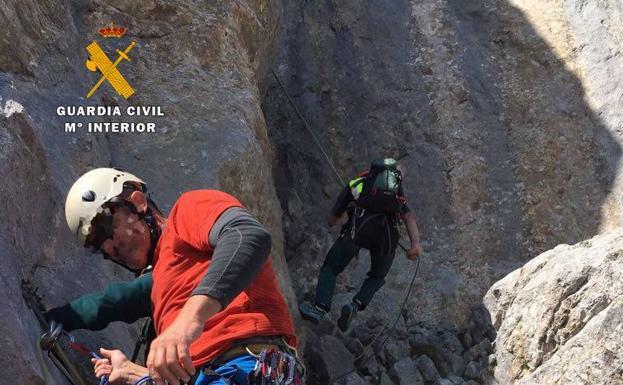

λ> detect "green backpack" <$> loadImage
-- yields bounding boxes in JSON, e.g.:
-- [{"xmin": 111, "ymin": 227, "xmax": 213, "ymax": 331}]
[{"xmin": 350, "ymin": 158, "xmax": 405, "ymax": 213}]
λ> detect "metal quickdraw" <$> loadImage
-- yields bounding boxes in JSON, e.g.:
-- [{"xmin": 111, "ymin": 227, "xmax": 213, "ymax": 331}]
[
  {"xmin": 39, "ymin": 320, "xmax": 110, "ymax": 385},
  {"xmin": 23, "ymin": 282, "xmax": 91, "ymax": 385},
  {"xmin": 38, "ymin": 322, "xmax": 82, "ymax": 385},
  {"xmin": 248, "ymin": 348, "xmax": 301, "ymax": 385}
]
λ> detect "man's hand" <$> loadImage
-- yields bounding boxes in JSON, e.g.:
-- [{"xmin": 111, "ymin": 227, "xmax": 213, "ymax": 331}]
[
  {"xmin": 407, "ymin": 244, "xmax": 423, "ymax": 260},
  {"xmin": 91, "ymin": 348, "xmax": 148, "ymax": 385},
  {"xmin": 147, "ymin": 295, "xmax": 221, "ymax": 385}
]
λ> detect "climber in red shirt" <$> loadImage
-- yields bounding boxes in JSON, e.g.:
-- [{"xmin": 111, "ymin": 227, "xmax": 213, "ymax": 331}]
[{"xmin": 64, "ymin": 168, "xmax": 300, "ymax": 385}]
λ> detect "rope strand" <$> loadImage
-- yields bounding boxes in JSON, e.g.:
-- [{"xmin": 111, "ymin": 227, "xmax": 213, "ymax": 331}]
[
  {"xmin": 330, "ymin": 257, "xmax": 420, "ymax": 383},
  {"xmin": 270, "ymin": 69, "xmax": 345, "ymax": 186}
]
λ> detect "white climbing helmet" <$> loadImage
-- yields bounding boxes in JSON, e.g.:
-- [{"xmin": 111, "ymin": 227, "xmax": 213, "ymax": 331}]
[{"xmin": 65, "ymin": 168, "xmax": 145, "ymax": 246}]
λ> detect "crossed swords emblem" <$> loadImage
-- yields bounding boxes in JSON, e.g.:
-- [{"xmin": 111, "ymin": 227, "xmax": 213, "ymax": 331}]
[{"xmin": 85, "ymin": 41, "xmax": 136, "ymax": 99}]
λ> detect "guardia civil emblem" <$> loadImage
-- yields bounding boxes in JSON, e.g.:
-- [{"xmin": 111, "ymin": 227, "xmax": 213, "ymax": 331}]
[{"xmin": 85, "ymin": 22, "xmax": 137, "ymax": 99}]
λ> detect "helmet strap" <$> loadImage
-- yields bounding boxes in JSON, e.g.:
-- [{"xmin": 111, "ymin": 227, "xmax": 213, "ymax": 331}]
[
  {"xmin": 138, "ymin": 206, "xmax": 161, "ymax": 269},
  {"xmin": 107, "ymin": 255, "xmax": 143, "ymax": 276}
]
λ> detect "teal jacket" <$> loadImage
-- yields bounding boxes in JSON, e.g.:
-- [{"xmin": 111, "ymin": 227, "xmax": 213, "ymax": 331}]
[{"xmin": 44, "ymin": 273, "xmax": 152, "ymax": 331}]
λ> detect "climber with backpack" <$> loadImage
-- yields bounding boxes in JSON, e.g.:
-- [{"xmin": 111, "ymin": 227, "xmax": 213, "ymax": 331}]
[{"xmin": 299, "ymin": 158, "xmax": 422, "ymax": 332}]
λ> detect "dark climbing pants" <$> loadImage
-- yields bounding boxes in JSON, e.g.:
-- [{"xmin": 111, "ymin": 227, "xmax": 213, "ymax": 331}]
[{"xmin": 315, "ymin": 218, "xmax": 399, "ymax": 311}]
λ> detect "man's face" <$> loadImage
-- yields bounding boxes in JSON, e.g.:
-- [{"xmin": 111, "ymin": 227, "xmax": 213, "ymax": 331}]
[{"xmin": 99, "ymin": 205, "xmax": 151, "ymax": 270}]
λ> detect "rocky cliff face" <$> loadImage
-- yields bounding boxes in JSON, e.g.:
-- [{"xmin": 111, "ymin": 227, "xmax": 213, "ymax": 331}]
[
  {"xmin": 484, "ymin": 230, "xmax": 623, "ymax": 385},
  {"xmin": 1, "ymin": 0, "xmax": 291, "ymax": 384},
  {"xmin": 2, "ymin": 0, "xmax": 622, "ymax": 384},
  {"xmin": 263, "ymin": 0, "xmax": 623, "ymax": 384}
]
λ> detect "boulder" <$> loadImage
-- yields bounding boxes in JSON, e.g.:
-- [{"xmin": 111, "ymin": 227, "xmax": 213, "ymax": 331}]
[
  {"xmin": 390, "ymin": 357, "xmax": 425, "ymax": 385},
  {"xmin": 485, "ymin": 231, "xmax": 623, "ymax": 384},
  {"xmin": 414, "ymin": 354, "xmax": 441, "ymax": 383}
]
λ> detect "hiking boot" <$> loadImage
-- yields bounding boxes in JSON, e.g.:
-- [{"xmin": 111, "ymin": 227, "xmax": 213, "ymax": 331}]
[
  {"xmin": 299, "ymin": 302, "xmax": 327, "ymax": 324},
  {"xmin": 337, "ymin": 302, "xmax": 358, "ymax": 332}
]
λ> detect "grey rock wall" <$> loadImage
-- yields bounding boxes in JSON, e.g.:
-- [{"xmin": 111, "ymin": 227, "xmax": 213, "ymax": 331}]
[
  {"xmin": 1, "ymin": 0, "xmax": 293, "ymax": 384},
  {"xmin": 264, "ymin": 0, "xmax": 620, "ymax": 328},
  {"xmin": 262, "ymin": 0, "xmax": 623, "ymax": 383},
  {"xmin": 2, "ymin": 0, "xmax": 622, "ymax": 384}
]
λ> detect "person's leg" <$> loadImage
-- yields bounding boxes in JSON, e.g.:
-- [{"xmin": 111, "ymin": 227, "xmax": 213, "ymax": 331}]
[
  {"xmin": 352, "ymin": 227, "xmax": 399, "ymax": 310},
  {"xmin": 194, "ymin": 354, "xmax": 257, "ymax": 385},
  {"xmin": 314, "ymin": 234, "xmax": 360, "ymax": 311},
  {"xmin": 337, "ymin": 236, "xmax": 397, "ymax": 332}
]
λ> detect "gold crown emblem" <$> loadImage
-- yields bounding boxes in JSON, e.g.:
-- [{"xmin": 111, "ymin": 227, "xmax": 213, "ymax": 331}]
[{"xmin": 99, "ymin": 22, "xmax": 126, "ymax": 38}]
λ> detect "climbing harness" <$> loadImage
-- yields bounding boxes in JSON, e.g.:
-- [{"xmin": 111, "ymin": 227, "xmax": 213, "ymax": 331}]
[
  {"xmin": 39, "ymin": 320, "xmax": 110, "ymax": 385},
  {"xmin": 348, "ymin": 207, "xmax": 395, "ymax": 258},
  {"xmin": 125, "ymin": 347, "xmax": 304, "ymax": 385},
  {"xmin": 349, "ymin": 207, "xmax": 379, "ymax": 241}
]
